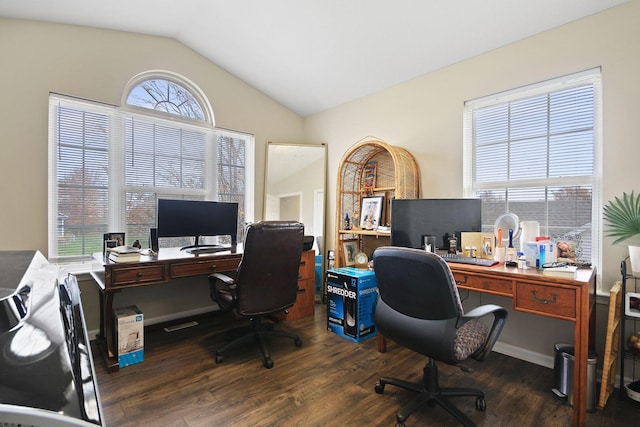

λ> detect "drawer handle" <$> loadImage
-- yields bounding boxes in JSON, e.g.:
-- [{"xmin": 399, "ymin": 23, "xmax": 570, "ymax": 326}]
[
  {"xmin": 456, "ymin": 275, "xmax": 469, "ymax": 286},
  {"xmin": 532, "ymin": 290, "xmax": 557, "ymax": 305},
  {"xmin": 136, "ymin": 272, "xmax": 143, "ymax": 278},
  {"xmin": 209, "ymin": 264, "xmax": 217, "ymax": 270}
]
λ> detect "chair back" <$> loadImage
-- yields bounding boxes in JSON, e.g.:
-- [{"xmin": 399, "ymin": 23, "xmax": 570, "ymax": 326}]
[
  {"xmin": 373, "ymin": 246, "xmax": 464, "ymax": 320},
  {"xmin": 373, "ymin": 246, "xmax": 470, "ymax": 363},
  {"xmin": 235, "ymin": 221, "xmax": 304, "ymax": 316}
]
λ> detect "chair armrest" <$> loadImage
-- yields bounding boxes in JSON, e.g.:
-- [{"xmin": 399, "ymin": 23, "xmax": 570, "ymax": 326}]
[
  {"xmin": 460, "ymin": 304, "xmax": 508, "ymax": 361},
  {"xmin": 210, "ymin": 272, "xmax": 236, "ymax": 289},
  {"xmin": 208, "ymin": 273, "xmax": 237, "ymax": 312}
]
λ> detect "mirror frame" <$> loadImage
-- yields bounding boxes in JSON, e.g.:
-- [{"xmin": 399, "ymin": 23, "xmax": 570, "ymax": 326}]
[{"xmin": 264, "ymin": 142, "xmax": 328, "ymax": 300}]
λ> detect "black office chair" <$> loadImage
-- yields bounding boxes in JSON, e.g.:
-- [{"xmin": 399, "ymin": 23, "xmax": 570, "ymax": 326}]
[
  {"xmin": 208, "ymin": 221, "xmax": 304, "ymax": 369},
  {"xmin": 372, "ymin": 246, "xmax": 508, "ymax": 427}
]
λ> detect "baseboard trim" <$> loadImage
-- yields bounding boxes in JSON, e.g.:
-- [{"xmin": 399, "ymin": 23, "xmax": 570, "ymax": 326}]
[
  {"xmin": 87, "ymin": 305, "xmax": 219, "ymax": 339},
  {"xmin": 492, "ymin": 341, "xmax": 554, "ymax": 369}
]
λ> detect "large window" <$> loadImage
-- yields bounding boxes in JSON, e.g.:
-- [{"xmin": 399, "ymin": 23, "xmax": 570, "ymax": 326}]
[
  {"xmin": 463, "ymin": 69, "xmax": 602, "ymax": 271},
  {"xmin": 48, "ymin": 74, "xmax": 253, "ymax": 260}
]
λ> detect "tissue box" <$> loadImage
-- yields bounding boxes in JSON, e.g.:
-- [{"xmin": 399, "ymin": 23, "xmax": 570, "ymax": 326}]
[
  {"xmin": 114, "ymin": 305, "xmax": 144, "ymax": 368},
  {"xmin": 326, "ymin": 267, "xmax": 378, "ymax": 343}
]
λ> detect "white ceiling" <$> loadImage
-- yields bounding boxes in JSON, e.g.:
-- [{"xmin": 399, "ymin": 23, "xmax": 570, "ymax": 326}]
[{"xmin": 0, "ymin": 0, "xmax": 628, "ymax": 116}]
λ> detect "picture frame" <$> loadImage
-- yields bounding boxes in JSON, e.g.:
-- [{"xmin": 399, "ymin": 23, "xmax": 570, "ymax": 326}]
[
  {"xmin": 626, "ymin": 292, "xmax": 640, "ymax": 318},
  {"xmin": 360, "ymin": 195, "xmax": 384, "ymax": 230},
  {"xmin": 103, "ymin": 232, "xmax": 125, "ymax": 255},
  {"xmin": 555, "ymin": 239, "xmax": 578, "ymax": 262},
  {"xmin": 362, "ymin": 160, "xmax": 377, "ymax": 193},
  {"xmin": 342, "ymin": 240, "xmax": 358, "ymax": 266}
]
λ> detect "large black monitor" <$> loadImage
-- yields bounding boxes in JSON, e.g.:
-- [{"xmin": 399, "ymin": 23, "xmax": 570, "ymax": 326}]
[
  {"xmin": 157, "ymin": 199, "xmax": 238, "ymax": 250},
  {"xmin": 390, "ymin": 198, "xmax": 482, "ymax": 251}
]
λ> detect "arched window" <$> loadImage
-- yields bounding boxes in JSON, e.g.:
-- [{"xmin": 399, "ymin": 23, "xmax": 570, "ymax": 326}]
[
  {"xmin": 124, "ymin": 71, "xmax": 212, "ymax": 123},
  {"xmin": 48, "ymin": 71, "xmax": 253, "ymax": 259}
]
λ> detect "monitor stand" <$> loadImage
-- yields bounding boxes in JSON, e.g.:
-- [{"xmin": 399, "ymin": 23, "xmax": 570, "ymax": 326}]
[{"xmin": 184, "ymin": 246, "xmax": 227, "ymax": 254}]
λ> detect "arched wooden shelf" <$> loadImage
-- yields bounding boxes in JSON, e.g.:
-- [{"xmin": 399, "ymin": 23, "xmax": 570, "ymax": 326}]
[{"xmin": 334, "ymin": 137, "xmax": 421, "ymax": 267}]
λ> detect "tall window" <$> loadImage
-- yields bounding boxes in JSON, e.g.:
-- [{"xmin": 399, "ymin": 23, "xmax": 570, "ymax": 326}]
[
  {"xmin": 463, "ymin": 69, "xmax": 602, "ymax": 271},
  {"xmin": 48, "ymin": 73, "xmax": 254, "ymax": 260}
]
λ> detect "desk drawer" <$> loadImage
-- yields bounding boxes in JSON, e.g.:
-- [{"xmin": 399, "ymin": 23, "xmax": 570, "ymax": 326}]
[
  {"xmin": 112, "ymin": 265, "xmax": 166, "ymax": 286},
  {"xmin": 453, "ymin": 272, "xmax": 513, "ymax": 296},
  {"xmin": 515, "ymin": 282, "xmax": 576, "ymax": 319},
  {"xmin": 170, "ymin": 258, "xmax": 240, "ymax": 278}
]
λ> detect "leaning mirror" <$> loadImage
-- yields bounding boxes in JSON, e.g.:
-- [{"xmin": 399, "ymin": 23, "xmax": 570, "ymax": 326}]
[{"xmin": 264, "ymin": 142, "xmax": 327, "ymax": 301}]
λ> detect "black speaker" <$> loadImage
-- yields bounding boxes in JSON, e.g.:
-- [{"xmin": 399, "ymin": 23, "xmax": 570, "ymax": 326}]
[{"xmin": 150, "ymin": 228, "xmax": 159, "ymax": 252}]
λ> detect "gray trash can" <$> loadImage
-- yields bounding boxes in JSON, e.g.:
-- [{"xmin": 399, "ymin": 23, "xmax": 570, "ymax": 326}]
[{"xmin": 552, "ymin": 343, "xmax": 597, "ymax": 412}]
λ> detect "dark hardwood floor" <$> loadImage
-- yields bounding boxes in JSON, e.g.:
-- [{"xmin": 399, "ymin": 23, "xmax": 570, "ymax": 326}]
[{"xmin": 93, "ymin": 305, "xmax": 640, "ymax": 426}]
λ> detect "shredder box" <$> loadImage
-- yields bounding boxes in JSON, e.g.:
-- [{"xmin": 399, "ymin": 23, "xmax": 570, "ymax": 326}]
[
  {"xmin": 114, "ymin": 305, "xmax": 144, "ymax": 368},
  {"xmin": 326, "ymin": 267, "xmax": 378, "ymax": 343}
]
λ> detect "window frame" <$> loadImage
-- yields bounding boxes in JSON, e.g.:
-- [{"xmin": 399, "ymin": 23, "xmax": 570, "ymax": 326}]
[
  {"xmin": 48, "ymin": 74, "xmax": 253, "ymax": 262},
  {"xmin": 463, "ymin": 68, "xmax": 603, "ymax": 289}
]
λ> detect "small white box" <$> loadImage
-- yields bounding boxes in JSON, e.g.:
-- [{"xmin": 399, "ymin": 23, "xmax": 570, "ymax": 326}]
[{"xmin": 114, "ymin": 305, "xmax": 144, "ymax": 368}]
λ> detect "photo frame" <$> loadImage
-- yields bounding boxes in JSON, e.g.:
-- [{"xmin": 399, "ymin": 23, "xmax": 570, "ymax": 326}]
[
  {"xmin": 626, "ymin": 292, "xmax": 640, "ymax": 318},
  {"xmin": 103, "ymin": 232, "xmax": 125, "ymax": 256},
  {"xmin": 342, "ymin": 240, "xmax": 358, "ymax": 267},
  {"xmin": 360, "ymin": 196, "xmax": 384, "ymax": 230}
]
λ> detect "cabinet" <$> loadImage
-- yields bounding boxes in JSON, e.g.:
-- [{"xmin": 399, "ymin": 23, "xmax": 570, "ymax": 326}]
[
  {"xmin": 279, "ymin": 249, "xmax": 316, "ymax": 321},
  {"xmin": 619, "ymin": 257, "xmax": 640, "ymax": 401},
  {"xmin": 334, "ymin": 137, "xmax": 420, "ymax": 267}
]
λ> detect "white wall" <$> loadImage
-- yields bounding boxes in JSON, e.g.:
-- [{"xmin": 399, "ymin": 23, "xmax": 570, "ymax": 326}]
[{"xmin": 303, "ymin": 1, "xmax": 640, "ymax": 362}]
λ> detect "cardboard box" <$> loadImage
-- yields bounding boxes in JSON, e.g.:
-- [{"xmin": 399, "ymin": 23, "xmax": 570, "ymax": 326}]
[
  {"xmin": 326, "ymin": 267, "xmax": 378, "ymax": 343},
  {"xmin": 114, "ymin": 305, "xmax": 144, "ymax": 368}
]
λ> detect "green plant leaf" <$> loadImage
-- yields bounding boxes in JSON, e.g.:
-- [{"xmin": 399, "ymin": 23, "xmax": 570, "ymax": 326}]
[{"xmin": 603, "ymin": 191, "xmax": 640, "ymax": 245}]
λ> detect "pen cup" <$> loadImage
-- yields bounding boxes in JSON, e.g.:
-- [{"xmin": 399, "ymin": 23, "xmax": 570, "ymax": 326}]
[{"xmin": 423, "ymin": 235, "xmax": 436, "ymax": 253}]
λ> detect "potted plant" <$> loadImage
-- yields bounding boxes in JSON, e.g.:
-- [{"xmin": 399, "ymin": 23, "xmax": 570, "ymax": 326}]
[{"xmin": 603, "ymin": 190, "xmax": 640, "ymax": 276}]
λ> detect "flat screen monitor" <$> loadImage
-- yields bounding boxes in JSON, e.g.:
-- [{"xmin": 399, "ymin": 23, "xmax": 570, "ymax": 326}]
[
  {"xmin": 390, "ymin": 198, "xmax": 482, "ymax": 251},
  {"xmin": 157, "ymin": 199, "xmax": 238, "ymax": 250}
]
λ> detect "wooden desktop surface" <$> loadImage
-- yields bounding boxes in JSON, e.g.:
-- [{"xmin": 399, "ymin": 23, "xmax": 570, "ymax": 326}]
[{"xmin": 376, "ymin": 262, "xmax": 596, "ymax": 427}]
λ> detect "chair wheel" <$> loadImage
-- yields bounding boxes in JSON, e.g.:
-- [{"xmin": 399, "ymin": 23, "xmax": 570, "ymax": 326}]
[
  {"xmin": 395, "ymin": 422, "xmax": 405, "ymax": 427},
  {"xmin": 263, "ymin": 358, "xmax": 274, "ymax": 369},
  {"xmin": 215, "ymin": 355, "xmax": 224, "ymax": 364},
  {"xmin": 374, "ymin": 382, "xmax": 385, "ymax": 394},
  {"xmin": 294, "ymin": 338, "xmax": 303, "ymax": 347},
  {"xmin": 476, "ymin": 397, "xmax": 486, "ymax": 411}
]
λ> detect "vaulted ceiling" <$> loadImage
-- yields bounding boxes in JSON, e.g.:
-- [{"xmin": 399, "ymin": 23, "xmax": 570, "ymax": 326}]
[{"xmin": 0, "ymin": 0, "xmax": 629, "ymax": 116}]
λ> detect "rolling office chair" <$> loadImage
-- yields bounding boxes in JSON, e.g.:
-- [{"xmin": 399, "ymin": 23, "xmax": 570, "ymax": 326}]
[
  {"xmin": 372, "ymin": 246, "xmax": 508, "ymax": 427},
  {"xmin": 208, "ymin": 221, "xmax": 304, "ymax": 369}
]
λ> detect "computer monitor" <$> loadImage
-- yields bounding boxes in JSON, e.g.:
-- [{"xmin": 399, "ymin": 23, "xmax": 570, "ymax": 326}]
[
  {"xmin": 390, "ymin": 198, "xmax": 482, "ymax": 251},
  {"xmin": 157, "ymin": 199, "xmax": 239, "ymax": 250}
]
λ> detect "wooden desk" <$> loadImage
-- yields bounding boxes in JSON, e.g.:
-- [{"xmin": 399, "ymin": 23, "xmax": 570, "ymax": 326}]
[
  {"xmin": 91, "ymin": 246, "xmax": 316, "ymax": 372},
  {"xmin": 91, "ymin": 247, "xmax": 243, "ymax": 372},
  {"xmin": 376, "ymin": 263, "xmax": 596, "ymax": 427}
]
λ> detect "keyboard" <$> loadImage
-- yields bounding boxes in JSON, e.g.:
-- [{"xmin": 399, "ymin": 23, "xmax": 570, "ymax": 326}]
[{"xmin": 439, "ymin": 253, "xmax": 498, "ymax": 267}]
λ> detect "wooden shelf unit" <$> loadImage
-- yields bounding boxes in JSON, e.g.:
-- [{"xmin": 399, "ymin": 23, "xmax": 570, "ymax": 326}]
[{"xmin": 334, "ymin": 137, "xmax": 420, "ymax": 267}]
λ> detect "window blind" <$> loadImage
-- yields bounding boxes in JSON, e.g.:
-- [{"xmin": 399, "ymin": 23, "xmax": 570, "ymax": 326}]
[{"xmin": 49, "ymin": 94, "xmax": 253, "ymax": 260}]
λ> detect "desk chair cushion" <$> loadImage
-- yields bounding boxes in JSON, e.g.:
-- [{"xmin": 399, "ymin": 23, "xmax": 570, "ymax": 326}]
[{"xmin": 454, "ymin": 319, "xmax": 489, "ymax": 361}]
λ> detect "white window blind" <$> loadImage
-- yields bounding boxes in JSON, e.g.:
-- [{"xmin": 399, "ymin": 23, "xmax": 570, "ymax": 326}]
[
  {"xmin": 463, "ymin": 69, "xmax": 602, "ymax": 270},
  {"xmin": 48, "ymin": 94, "xmax": 253, "ymax": 260}
]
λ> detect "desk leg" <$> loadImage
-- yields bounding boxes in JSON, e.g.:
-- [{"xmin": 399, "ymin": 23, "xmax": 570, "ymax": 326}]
[
  {"xmin": 96, "ymin": 290, "xmax": 120, "ymax": 372},
  {"xmin": 377, "ymin": 334, "xmax": 387, "ymax": 353},
  {"xmin": 572, "ymin": 285, "xmax": 591, "ymax": 427}
]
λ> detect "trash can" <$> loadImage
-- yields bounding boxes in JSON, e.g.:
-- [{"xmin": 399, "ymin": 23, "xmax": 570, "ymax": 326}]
[{"xmin": 552, "ymin": 343, "xmax": 597, "ymax": 412}]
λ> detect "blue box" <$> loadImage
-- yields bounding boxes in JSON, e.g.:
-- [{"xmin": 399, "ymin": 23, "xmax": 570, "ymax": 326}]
[
  {"xmin": 315, "ymin": 255, "xmax": 323, "ymax": 297},
  {"xmin": 114, "ymin": 305, "xmax": 144, "ymax": 368},
  {"xmin": 326, "ymin": 267, "xmax": 378, "ymax": 343}
]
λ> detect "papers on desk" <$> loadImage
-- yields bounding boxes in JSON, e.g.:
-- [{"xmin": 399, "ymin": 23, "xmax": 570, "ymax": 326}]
[{"xmin": 541, "ymin": 265, "xmax": 578, "ymax": 278}]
